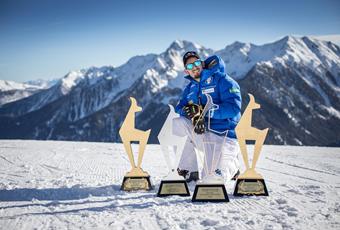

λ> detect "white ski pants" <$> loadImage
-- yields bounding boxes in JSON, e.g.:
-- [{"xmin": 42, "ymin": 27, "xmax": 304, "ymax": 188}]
[{"xmin": 173, "ymin": 116, "xmax": 240, "ymax": 181}]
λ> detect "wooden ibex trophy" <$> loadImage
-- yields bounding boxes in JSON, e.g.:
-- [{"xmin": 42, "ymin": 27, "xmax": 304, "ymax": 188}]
[
  {"xmin": 192, "ymin": 94, "xmax": 229, "ymax": 202},
  {"xmin": 119, "ymin": 97, "xmax": 152, "ymax": 191},
  {"xmin": 233, "ymin": 94, "xmax": 269, "ymax": 196},
  {"xmin": 157, "ymin": 105, "xmax": 190, "ymax": 197}
]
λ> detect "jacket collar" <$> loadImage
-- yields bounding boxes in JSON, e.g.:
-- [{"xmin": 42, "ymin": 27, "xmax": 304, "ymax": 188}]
[{"xmin": 184, "ymin": 74, "xmax": 198, "ymax": 83}]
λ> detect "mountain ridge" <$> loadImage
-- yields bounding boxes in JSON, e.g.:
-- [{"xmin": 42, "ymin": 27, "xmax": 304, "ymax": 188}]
[{"xmin": 0, "ymin": 35, "xmax": 339, "ymax": 146}]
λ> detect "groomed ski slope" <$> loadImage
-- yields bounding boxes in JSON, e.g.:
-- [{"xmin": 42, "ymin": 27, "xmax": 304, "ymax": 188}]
[{"xmin": 0, "ymin": 140, "xmax": 339, "ymax": 229}]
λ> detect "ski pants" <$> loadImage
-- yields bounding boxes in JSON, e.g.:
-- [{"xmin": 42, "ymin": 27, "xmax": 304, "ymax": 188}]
[{"xmin": 173, "ymin": 116, "xmax": 240, "ymax": 181}]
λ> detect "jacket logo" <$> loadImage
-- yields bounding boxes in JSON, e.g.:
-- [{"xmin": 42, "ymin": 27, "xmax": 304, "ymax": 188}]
[
  {"xmin": 206, "ymin": 77, "xmax": 212, "ymax": 84},
  {"xmin": 202, "ymin": 87, "xmax": 215, "ymax": 94}
]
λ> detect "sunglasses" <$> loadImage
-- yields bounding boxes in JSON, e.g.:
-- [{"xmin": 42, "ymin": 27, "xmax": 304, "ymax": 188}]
[{"xmin": 185, "ymin": 60, "xmax": 202, "ymax": 70}]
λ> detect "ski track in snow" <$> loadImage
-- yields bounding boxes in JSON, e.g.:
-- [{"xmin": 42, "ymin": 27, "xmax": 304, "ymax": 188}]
[{"xmin": 0, "ymin": 140, "xmax": 339, "ymax": 230}]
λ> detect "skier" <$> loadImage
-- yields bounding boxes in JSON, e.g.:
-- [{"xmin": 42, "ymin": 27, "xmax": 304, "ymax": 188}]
[{"xmin": 174, "ymin": 51, "xmax": 242, "ymax": 182}]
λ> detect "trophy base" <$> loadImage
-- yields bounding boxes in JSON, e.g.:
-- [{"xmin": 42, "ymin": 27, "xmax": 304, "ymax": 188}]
[
  {"xmin": 121, "ymin": 176, "xmax": 153, "ymax": 191},
  {"xmin": 233, "ymin": 178, "xmax": 269, "ymax": 196},
  {"xmin": 192, "ymin": 184, "xmax": 229, "ymax": 202},
  {"xmin": 157, "ymin": 180, "xmax": 190, "ymax": 197}
]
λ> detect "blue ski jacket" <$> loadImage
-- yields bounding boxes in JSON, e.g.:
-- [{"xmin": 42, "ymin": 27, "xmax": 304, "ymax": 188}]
[{"xmin": 175, "ymin": 55, "xmax": 242, "ymax": 139}]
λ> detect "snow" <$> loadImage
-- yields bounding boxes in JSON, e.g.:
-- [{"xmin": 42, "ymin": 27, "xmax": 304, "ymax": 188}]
[
  {"xmin": 25, "ymin": 78, "xmax": 58, "ymax": 89},
  {"xmin": 216, "ymin": 35, "xmax": 340, "ymax": 80},
  {"xmin": 4, "ymin": 36, "xmax": 337, "ymax": 124},
  {"xmin": 60, "ymin": 71, "xmax": 84, "ymax": 94},
  {"xmin": 0, "ymin": 140, "xmax": 339, "ymax": 229},
  {"xmin": 0, "ymin": 90, "xmax": 37, "ymax": 107},
  {"xmin": 0, "ymin": 79, "xmax": 57, "ymax": 94},
  {"xmin": 312, "ymin": 34, "xmax": 340, "ymax": 47},
  {"xmin": 0, "ymin": 79, "xmax": 57, "ymax": 106},
  {"xmin": 0, "ymin": 80, "xmax": 42, "ymax": 92},
  {"xmin": 60, "ymin": 66, "xmax": 115, "ymax": 95},
  {"xmin": 321, "ymin": 105, "xmax": 340, "ymax": 119},
  {"xmin": 144, "ymin": 69, "xmax": 169, "ymax": 93}
]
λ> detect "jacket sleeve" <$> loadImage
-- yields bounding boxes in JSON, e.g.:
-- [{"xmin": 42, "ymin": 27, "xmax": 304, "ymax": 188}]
[
  {"xmin": 211, "ymin": 74, "xmax": 241, "ymax": 119},
  {"xmin": 175, "ymin": 83, "xmax": 191, "ymax": 116}
]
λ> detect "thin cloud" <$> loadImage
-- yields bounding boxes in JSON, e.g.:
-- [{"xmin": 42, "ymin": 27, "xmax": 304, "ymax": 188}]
[{"xmin": 311, "ymin": 34, "xmax": 340, "ymax": 45}]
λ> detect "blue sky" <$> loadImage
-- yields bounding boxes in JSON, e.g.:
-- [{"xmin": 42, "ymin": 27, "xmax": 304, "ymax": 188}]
[{"xmin": 1, "ymin": 0, "xmax": 339, "ymax": 82}]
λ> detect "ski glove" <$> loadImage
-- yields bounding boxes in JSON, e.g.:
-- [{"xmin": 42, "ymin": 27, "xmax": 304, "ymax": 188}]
[
  {"xmin": 183, "ymin": 103, "xmax": 202, "ymax": 119},
  {"xmin": 193, "ymin": 116, "xmax": 205, "ymax": 134}
]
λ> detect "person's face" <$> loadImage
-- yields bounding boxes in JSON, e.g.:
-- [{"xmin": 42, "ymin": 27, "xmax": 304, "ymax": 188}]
[{"xmin": 184, "ymin": 57, "xmax": 203, "ymax": 79}]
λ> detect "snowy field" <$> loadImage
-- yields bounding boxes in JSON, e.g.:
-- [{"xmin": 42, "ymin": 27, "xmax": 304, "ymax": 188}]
[{"xmin": 0, "ymin": 140, "xmax": 339, "ymax": 230}]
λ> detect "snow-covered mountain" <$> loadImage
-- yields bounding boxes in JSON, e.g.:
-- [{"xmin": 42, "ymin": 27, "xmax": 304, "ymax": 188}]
[
  {"xmin": 217, "ymin": 36, "xmax": 340, "ymax": 80},
  {"xmin": 0, "ymin": 79, "xmax": 57, "ymax": 106},
  {"xmin": 218, "ymin": 36, "xmax": 340, "ymax": 145},
  {"xmin": 0, "ymin": 36, "xmax": 339, "ymax": 146},
  {"xmin": 25, "ymin": 78, "xmax": 59, "ymax": 89},
  {"xmin": 0, "ymin": 80, "xmax": 39, "ymax": 92}
]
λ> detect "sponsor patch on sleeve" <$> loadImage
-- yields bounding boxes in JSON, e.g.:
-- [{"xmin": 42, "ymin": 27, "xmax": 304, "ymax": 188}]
[{"xmin": 229, "ymin": 87, "xmax": 240, "ymax": 93}]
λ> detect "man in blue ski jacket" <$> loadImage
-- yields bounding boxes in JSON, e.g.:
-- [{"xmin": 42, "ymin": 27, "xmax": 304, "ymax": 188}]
[{"xmin": 173, "ymin": 51, "xmax": 242, "ymax": 182}]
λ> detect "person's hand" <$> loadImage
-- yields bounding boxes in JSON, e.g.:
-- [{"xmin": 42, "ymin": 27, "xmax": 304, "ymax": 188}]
[
  {"xmin": 193, "ymin": 116, "xmax": 205, "ymax": 134},
  {"xmin": 183, "ymin": 103, "xmax": 202, "ymax": 119}
]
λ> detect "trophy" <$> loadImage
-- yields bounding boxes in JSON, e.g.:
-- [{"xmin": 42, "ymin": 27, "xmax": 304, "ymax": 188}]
[
  {"xmin": 192, "ymin": 94, "xmax": 229, "ymax": 202},
  {"xmin": 233, "ymin": 94, "xmax": 269, "ymax": 196},
  {"xmin": 157, "ymin": 105, "xmax": 190, "ymax": 197},
  {"xmin": 119, "ymin": 97, "xmax": 152, "ymax": 191}
]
